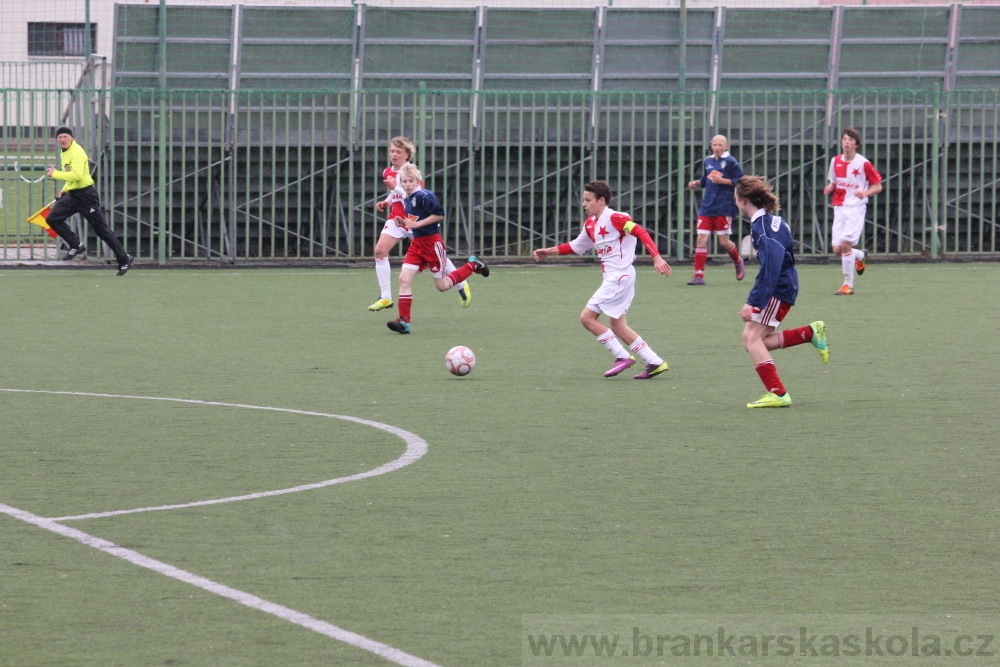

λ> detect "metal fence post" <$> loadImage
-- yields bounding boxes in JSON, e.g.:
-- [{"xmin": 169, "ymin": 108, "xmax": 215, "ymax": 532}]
[
  {"xmin": 676, "ymin": 91, "xmax": 687, "ymax": 262},
  {"xmin": 157, "ymin": 0, "xmax": 168, "ymax": 265},
  {"xmin": 417, "ymin": 81, "xmax": 427, "ymax": 169},
  {"xmin": 931, "ymin": 83, "xmax": 941, "ymax": 259}
]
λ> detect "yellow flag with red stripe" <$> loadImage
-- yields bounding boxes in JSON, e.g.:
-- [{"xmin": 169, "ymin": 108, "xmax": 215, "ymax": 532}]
[{"xmin": 27, "ymin": 201, "xmax": 59, "ymax": 238}]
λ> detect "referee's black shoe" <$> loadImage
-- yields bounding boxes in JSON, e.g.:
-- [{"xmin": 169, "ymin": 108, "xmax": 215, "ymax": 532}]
[
  {"xmin": 63, "ymin": 243, "xmax": 86, "ymax": 261},
  {"xmin": 116, "ymin": 253, "xmax": 134, "ymax": 276}
]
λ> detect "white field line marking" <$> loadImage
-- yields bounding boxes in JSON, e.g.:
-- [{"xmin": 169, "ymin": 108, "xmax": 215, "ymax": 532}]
[
  {"xmin": 0, "ymin": 389, "xmax": 427, "ymax": 521},
  {"xmin": 0, "ymin": 503, "xmax": 442, "ymax": 667},
  {"xmin": 14, "ymin": 161, "xmax": 48, "ymax": 183},
  {"xmin": 0, "ymin": 388, "xmax": 441, "ymax": 667}
]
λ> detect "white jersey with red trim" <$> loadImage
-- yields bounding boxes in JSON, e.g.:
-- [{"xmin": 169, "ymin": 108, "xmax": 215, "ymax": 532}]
[
  {"xmin": 381, "ymin": 162, "xmax": 410, "ymax": 220},
  {"xmin": 828, "ymin": 153, "xmax": 882, "ymax": 207},
  {"xmin": 569, "ymin": 207, "xmax": 638, "ymax": 274}
]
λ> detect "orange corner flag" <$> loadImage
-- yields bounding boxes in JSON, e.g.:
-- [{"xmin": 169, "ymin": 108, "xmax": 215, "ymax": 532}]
[{"xmin": 27, "ymin": 201, "xmax": 59, "ymax": 238}]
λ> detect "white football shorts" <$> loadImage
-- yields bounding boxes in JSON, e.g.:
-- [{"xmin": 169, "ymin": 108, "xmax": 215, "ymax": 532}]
[
  {"xmin": 831, "ymin": 205, "xmax": 866, "ymax": 245},
  {"xmin": 380, "ymin": 219, "xmax": 414, "ymax": 240},
  {"xmin": 585, "ymin": 267, "xmax": 636, "ymax": 320}
]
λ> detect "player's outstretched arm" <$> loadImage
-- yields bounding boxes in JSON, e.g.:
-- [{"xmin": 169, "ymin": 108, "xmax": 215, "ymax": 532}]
[
  {"xmin": 652, "ymin": 255, "xmax": 671, "ymax": 276},
  {"xmin": 536, "ymin": 238, "xmax": 586, "ymax": 261}
]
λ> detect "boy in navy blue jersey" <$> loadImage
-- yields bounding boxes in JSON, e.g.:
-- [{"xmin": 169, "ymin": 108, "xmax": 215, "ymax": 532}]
[
  {"xmin": 369, "ymin": 136, "xmax": 469, "ymax": 312},
  {"xmin": 686, "ymin": 135, "xmax": 744, "ymax": 285},
  {"xmin": 735, "ymin": 176, "xmax": 829, "ymax": 408},
  {"xmin": 386, "ymin": 164, "xmax": 489, "ymax": 334}
]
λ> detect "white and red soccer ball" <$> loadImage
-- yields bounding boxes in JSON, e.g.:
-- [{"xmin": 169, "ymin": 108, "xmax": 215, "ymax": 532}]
[{"xmin": 445, "ymin": 345, "xmax": 476, "ymax": 376}]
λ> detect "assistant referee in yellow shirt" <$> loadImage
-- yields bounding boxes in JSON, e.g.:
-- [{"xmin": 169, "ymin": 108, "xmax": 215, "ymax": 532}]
[{"xmin": 45, "ymin": 126, "xmax": 133, "ymax": 275}]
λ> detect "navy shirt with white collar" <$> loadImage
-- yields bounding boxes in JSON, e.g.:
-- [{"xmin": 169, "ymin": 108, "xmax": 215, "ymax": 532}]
[
  {"xmin": 403, "ymin": 188, "xmax": 445, "ymax": 237},
  {"xmin": 746, "ymin": 209, "xmax": 798, "ymax": 309},
  {"xmin": 696, "ymin": 151, "xmax": 743, "ymax": 217}
]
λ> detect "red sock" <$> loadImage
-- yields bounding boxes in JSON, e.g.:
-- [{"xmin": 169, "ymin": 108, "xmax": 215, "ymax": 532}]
[
  {"xmin": 754, "ymin": 360, "xmax": 786, "ymax": 395},
  {"xmin": 727, "ymin": 244, "xmax": 742, "ymax": 263},
  {"xmin": 447, "ymin": 262, "xmax": 476, "ymax": 287},
  {"xmin": 693, "ymin": 247, "xmax": 707, "ymax": 275},
  {"xmin": 398, "ymin": 294, "xmax": 412, "ymax": 322},
  {"xmin": 779, "ymin": 325, "xmax": 814, "ymax": 348}
]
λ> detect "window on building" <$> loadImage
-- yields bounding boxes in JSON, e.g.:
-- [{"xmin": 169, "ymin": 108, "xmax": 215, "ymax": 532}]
[{"xmin": 28, "ymin": 23, "xmax": 97, "ymax": 57}]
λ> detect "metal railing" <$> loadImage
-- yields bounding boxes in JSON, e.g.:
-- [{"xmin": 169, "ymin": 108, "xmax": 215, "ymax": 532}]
[{"xmin": 2, "ymin": 87, "xmax": 997, "ymax": 263}]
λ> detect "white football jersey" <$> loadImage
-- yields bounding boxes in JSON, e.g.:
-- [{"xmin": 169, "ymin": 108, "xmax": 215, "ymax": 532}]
[
  {"xmin": 828, "ymin": 153, "xmax": 882, "ymax": 207},
  {"xmin": 569, "ymin": 207, "xmax": 639, "ymax": 274}
]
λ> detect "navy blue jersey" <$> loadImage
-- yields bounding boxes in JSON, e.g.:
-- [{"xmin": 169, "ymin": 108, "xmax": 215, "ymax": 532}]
[
  {"xmin": 697, "ymin": 152, "xmax": 743, "ymax": 217},
  {"xmin": 746, "ymin": 210, "xmax": 798, "ymax": 309},
  {"xmin": 404, "ymin": 189, "xmax": 445, "ymax": 238}
]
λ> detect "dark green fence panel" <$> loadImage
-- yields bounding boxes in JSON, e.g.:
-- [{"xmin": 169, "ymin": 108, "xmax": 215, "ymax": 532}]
[
  {"xmin": 239, "ymin": 7, "xmax": 355, "ymax": 91},
  {"xmin": 9, "ymin": 3, "xmax": 1000, "ymax": 263},
  {"xmin": 6, "ymin": 87, "xmax": 997, "ymax": 264}
]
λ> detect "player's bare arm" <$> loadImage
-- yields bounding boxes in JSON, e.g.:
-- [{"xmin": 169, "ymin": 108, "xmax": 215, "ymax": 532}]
[
  {"xmin": 861, "ymin": 183, "xmax": 883, "ymax": 198},
  {"xmin": 652, "ymin": 255, "xmax": 672, "ymax": 276},
  {"xmin": 533, "ymin": 247, "xmax": 556, "ymax": 261}
]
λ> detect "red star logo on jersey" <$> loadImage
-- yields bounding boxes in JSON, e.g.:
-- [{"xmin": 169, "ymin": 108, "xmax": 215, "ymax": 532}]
[
  {"xmin": 597, "ymin": 225, "xmax": 609, "ymax": 239},
  {"xmin": 852, "ymin": 168, "xmax": 861, "ymax": 176}
]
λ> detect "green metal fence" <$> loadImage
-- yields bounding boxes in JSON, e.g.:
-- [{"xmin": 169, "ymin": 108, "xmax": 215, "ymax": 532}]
[{"xmin": 2, "ymin": 87, "xmax": 997, "ymax": 263}]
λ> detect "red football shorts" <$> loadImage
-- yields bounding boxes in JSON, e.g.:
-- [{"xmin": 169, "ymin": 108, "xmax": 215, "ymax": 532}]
[
  {"xmin": 696, "ymin": 216, "xmax": 733, "ymax": 234},
  {"xmin": 750, "ymin": 297, "xmax": 792, "ymax": 328},
  {"xmin": 403, "ymin": 234, "xmax": 448, "ymax": 278}
]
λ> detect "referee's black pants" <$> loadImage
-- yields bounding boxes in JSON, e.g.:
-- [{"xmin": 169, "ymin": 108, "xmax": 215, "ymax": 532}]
[{"xmin": 46, "ymin": 186, "xmax": 128, "ymax": 263}]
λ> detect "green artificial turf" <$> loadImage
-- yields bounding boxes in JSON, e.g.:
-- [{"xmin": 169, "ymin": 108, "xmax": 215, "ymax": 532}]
[{"xmin": 1, "ymin": 263, "xmax": 998, "ymax": 666}]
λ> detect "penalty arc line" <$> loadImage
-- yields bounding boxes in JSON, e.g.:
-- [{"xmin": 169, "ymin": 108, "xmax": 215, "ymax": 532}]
[
  {"xmin": 0, "ymin": 388, "xmax": 442, "ymax": 667},
  {"xmin": 0, "ymin": 388, "xmax": 427, "ymax": 521}
]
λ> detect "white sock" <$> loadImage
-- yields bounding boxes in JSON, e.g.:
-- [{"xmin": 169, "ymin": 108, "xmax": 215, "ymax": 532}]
[
  {"xmin": 444, "ymin": 258, "xmax": 467, "ymax": 292},
  {"xmin": 375, "ymin": 257, "xmax": 392, "ymax": 300},
  {"xmin": 630, "ymin": 336, "xmax": 664, "ymax": 366},
  {"xmin": 853, "ymin": 248, "xmax": 866, "ymax": 261},
  {"xmin": 841, "ymin": 252, "xmax": 855, "ymax": 287},
  {"xmin": 597, "ymin": 330, "xmax": 629, "ymax": 359}
]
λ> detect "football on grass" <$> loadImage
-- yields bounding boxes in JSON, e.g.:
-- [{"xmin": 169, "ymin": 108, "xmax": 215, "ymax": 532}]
[{"xmin": 445, "ymin": 345, "xmax": 476, "ymax": 376}]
